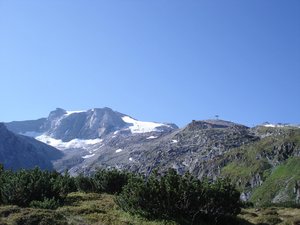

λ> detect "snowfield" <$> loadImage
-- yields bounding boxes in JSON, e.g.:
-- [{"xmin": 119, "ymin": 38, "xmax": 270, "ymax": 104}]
[
  {"xmin": 65, "ymin": 110, "xmax": 86, "ymax": 115},
  {"xmin": 35, "ymin": 135, "xmax": 102, "ymax": 150},
  {"xmin": 122, "ymin": 116, "xmax": 168, "ymax": 134}
]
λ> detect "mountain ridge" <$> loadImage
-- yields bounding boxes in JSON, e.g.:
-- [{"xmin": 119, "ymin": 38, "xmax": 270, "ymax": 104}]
[{"xmin": 6, "ymin": 107, "xmax": 178, "ymax": 141}]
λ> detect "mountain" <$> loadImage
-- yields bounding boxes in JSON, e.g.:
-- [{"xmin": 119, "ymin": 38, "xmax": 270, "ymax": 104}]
[
  {"xmin": 5, "ymin": 107, "xmax": 178, "ymax": 173},
  {"xmin": 6, "ymin": 107, "xmax": 177, "ymax": 142},
  {"xmin": 58, "ymin": 118, "xmax": 300, "ymax": 205},
  {"xmin": 4, "ymin": 107, "xmax": 300, "ymax": 205},
  {"xmin": 0, "ymin": 123, "xmax": 63, "ymax": 170}
]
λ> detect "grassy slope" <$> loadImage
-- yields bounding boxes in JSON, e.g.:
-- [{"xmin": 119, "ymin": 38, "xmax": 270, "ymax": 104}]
[
  {"xmin": 250, "ymin": 157, "xmax": 300, "ymax": 205},
  {"xmin": 221, "ymin": 128, "xmax": 300, "ymax": 196},
  {"xmin": 58, "ymin": 192, "xmax": 178, "ymax": 225},
  {"xmin": 221, "ymin": 137, "xmax": 277, "ymax": 191}
]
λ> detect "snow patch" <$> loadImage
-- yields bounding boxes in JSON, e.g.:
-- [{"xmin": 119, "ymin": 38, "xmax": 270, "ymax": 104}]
[
  {"xmin": 115, "ymin": 149, "xmax": 123, "ymax": 153},
  {"xmin": 82, "ymin": 154, "xmax": 95, "ymax": 159},
  {"xmin": 146, "ymin": 136, "xmax": 158, "ymax": 140},
  {"xmin": 35, "ymin": 134, "xmax": 102, "ymax": 150},
  {"xmin": 262, "ymin": 123, "xmax": 299, "ymax": 128},
  {"xmin": 65, "ymin": 110, "xmax": 86, "ymax": 115},
  {"xmin": 172, "ymin": 140, "xmax": 178, "ymax": 143},
  {"xmin": 122, "ymin": 116, "xmax": 168, "ymax": 134},
  {"xmin": 129, "ymin": 157, "xmax": 133, "ymax": 161},
  {"xmin": 263, "ymin": 124, "xmax": 283, "ymax": 128}
]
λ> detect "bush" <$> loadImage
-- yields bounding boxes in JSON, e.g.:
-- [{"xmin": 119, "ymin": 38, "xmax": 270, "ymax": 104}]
[
  {"xmin": 93, "ymin": 169, "xmax": 129, "ymax": 194},
  {"xmin": 74, "ymin": 173, "xmax": 95, "ymax": 193},
  {"xmin": 30, "ymin": 198, "xmax": 60, "ymax": 210},
  {"xmin": 0, "ymin": 167, "xmax": 76, "ymax": 207},
  {"xmin": 117, "ymin": 169, "xmax": 242, "ymax": 224}
]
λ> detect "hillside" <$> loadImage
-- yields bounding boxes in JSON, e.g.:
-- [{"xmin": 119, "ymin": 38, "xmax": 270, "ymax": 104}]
[
  {"xmin": 0, "ymin": 123, "xmax": 63, "ymax": 170},
  {"xmin": 219, "ymin": 126, "xmax": 300, "ymax": 204}
]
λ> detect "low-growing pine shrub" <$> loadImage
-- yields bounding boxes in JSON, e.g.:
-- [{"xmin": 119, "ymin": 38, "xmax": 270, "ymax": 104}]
[
  {"xmin": 116, "ymin": 169, "xmax": 242, "ymax": 224},
  {"xmin": 29, "ymin": 198, "xmax": 60, "ymax": 210}
]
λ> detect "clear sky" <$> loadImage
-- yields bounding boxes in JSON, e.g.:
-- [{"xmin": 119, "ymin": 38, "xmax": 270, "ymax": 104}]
[{"xmin": 0, "ymin": 0, "xmax": 299, "ymax": 127}]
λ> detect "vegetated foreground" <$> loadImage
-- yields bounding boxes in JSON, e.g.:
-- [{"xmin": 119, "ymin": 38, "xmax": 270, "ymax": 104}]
[
  {"xmin": 1, "ymin": 166, "xmax": 300, "ymax": 225},
  {"xmin": 1, "ymin": 192, "xmax": 300, "ymax": 225},
  {"xmin": 0, "ymin": 166, "xmax": 242, "ymax": 225},
  {"xmin": 0, "ymin": 192, "xmax": 178, "ymax": 225}
]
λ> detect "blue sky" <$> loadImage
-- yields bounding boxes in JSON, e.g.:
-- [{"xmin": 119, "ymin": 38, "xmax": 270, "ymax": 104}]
[{"xmin": 0, "ymin": 0, "xmax": 299, "ymax": 127}]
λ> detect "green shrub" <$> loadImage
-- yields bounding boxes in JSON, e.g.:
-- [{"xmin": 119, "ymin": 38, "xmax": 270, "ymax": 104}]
[
  {"xmin": 74, "ymin": 173, "xmax": 95, "ymax": 192},
  {"xmin": 30, "ymin": 198, "xmax": 60, "ymax": 210},
  {"xmin": 117, "ymin": 169, "xmax": 242, "ymax": 224},
  {"xmin": 0, "ymin": 167, "xmax": 75, "ymax": 207},
  {"xmin": 93, "ymin": 169, "xmax": 129, "ymax": 194}
]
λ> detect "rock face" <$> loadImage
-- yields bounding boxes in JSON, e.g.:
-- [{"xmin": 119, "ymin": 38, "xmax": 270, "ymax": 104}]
[
  {"xmin": 42, "ymin": 108, "xmax": 129, "ymax": 141},
  {"xmin": 124, "ymin": 120, "xmax": 259, "ymax": 179},
  {"xmin": 0, "ymin": 123, "xmax": 63, "ymax": 170},
  {"xmin": 294, "ymin": 181, "xmax": 300, "ymax": 204}
]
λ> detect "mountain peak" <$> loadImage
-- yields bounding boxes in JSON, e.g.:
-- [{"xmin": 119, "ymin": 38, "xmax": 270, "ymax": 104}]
[
  {"xmin": 48, "ymin": 108, "xmax": 67, "ymax": 119},
  {"xmin": 188, "ymin": 119, "xmax": 247, "ymax": 129}
]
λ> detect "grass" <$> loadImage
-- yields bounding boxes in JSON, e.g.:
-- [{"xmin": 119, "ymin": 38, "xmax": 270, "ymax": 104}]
[
  {"xmin": 58, "ymin": 192, "xmax": 179, "ymax": 225},
  {"xmin": 0, "ymin": 192, "xmax": 179, "ymax": 225},
  {"xmin": 239, "ymin": 207, "xmax": 300, "ymax": 225}
]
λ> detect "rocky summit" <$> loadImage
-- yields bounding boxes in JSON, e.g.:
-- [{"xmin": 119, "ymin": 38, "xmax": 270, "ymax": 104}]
[{"xmin": 2, "ymin": 107, "xmax": 300, "ymax": 205}]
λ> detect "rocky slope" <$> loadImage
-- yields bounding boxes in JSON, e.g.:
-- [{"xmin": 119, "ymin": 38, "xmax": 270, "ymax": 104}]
[{"xmin": 0, "ymin": 123, "xmax": 63, "ymax": 170}]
